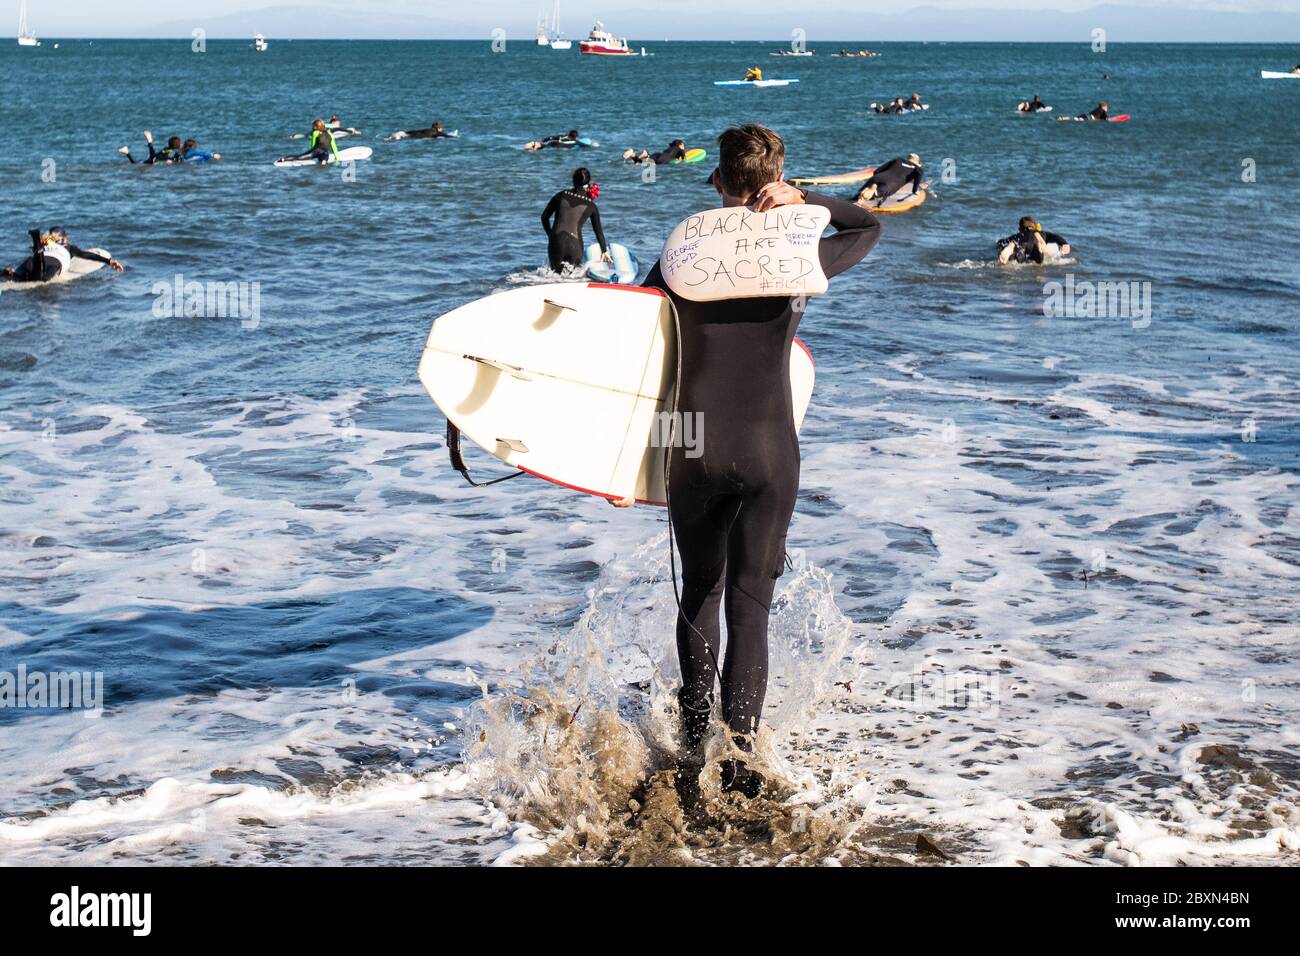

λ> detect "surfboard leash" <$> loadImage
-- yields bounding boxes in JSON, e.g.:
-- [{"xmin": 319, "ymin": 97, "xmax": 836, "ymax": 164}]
[{"xmin": 445, "ymin": 421, "xmax": 526, "ymax": 487}]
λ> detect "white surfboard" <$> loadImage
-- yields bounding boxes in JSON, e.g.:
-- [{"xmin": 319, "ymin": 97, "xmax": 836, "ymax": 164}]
[
  {"xmin": 418, "ymin": 283, "xmax": 815, "ymax": 505},
  {"xmin": 273, "ymin": 145, "xmax": 373, "ymax": 167},
  {"xmin": 585, "ymin": 242, "xmax": 639, "ymax": 284},
  {"xmin": 1261, "ymin": 70, "xmax": 1300, "ymax": 79},
  {"xmin": 714, "ymin": 79, "xmax": 799, "ymax": 88},
  {"xmin": 0, "ymin": 248, "xmax": 112, "ymax": 290}
]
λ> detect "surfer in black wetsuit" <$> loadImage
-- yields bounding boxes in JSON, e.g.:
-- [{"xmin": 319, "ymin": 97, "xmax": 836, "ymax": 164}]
[
  {"xmin": 856, "ymin": 153, "xmax": 923, "ymax": 203},
  {"xmin": 540, "ymin": 167, "xmax": 610, "ymax": 273},
  {"xmin": 118, "ymin": 131, "xmax": 184, "ymax": 164},
  {"xmin": 1059, "ymin": 101, "xmax": 1108, "ymax": 121},
  {"xmin": 1017, "ymin": 95, "xmax": 1049, "ymax": 112},
  {"xmin": 525, "ymin": 129, "xmax": 581, "ymax": 151},
  {"xmin": 384, "ymin": 120, "xmax": 453, "ymax": 141},
  {"xmin": 997, "ymin": 216, "xmax": 1071, "ymax": 264},
  {"xmin": 281, "ymin": 119, "xmax": 341, "ymax": 164},
  {"xmin": 623, "ymin": 139, "xmax": 687, "ymax": 164},
  {"xmin": 616, "ymin": 125, "xmax": 881, "ymax": 800},
  {"xmin": 2, "ymin": 228, "xmax": 123, "ymax": 281}
]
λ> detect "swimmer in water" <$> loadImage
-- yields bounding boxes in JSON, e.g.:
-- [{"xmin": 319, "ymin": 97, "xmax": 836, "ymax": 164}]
[
  {"xmin": 623, "ymin": 139, "xmax": 687, "ymax": 164},
  {"xmin": 997, "ymin": 216, "xmax": 1071, "ymax": 264},
  {"xmin": 2, "ymin": 227, "xmax": 123, "ymax": 281},
  {"xmin": 278, "ymin": 119, "xmax": 341, "ymax": 164},
  {"xmin": 384, "ymin": 120, "xmax": 453, "ymax": 141},
  {"xmin": 855, "ymin": 153, "xmax": 924, "ymax": 203},
  {"xmin": 525, "ymin": 129, "xmax": 582, "ymax": 151},
  {"xmin": 540, "ymin": 167, "xmax": 611, "ymax": 274},
  {"xmin": 117, "ymin": 130, "xmax": 184, "ymax": 164}
]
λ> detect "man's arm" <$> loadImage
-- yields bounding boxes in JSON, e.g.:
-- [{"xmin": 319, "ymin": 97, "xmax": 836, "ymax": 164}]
[
  {"xmin": 802, "ymin": 190, "xmax": 882, "ymax": 279},
  {"xmin": 588, "ymin": 204, "xmax": 609, "ymax": 253},
  {"xmin": 540, "ymin": 195, "xmax": 559, "ymax": 235}
]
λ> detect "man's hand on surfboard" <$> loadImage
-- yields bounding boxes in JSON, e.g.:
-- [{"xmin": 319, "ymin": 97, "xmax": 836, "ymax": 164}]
[{"xmin": 752, "ymin": 181, "xmax": 806, "ymax": 212}]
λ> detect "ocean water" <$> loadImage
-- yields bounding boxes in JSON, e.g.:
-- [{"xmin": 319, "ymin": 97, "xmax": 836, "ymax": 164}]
[{"xmin": 1, "ymin": 38, "xmax": 1298, "ymax": 866}]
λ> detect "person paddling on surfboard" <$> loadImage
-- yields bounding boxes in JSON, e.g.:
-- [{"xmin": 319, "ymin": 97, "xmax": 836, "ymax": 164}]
[
  {"xmin": 1017, "ymin": 95, "xmax": 1049, "ymax": 112},
  {"xmin": 855, "ymin": 153, "xmax": 924, "ymax": 204},
  {"xmin": 2, "ymin": 228, "xmax": 123, "ymax": 282},
  {"xmin": 744, "ymin": 65, "xmax": 763, "ymax": 81},
  {"xmin": 281, "ymin": 119, "xmax": 341, "ymax": 164},
  {"xmin": 1059, "ymin": 100, "xmax": 1109, "ymax": 121},
  {"xmin": 181, "ymin": 138, "xmax": 220, "ymax": 162},
  {"xmin": 525, "ymin": 129, "xmax": 582, "ymax": 151},
  {"xmin": 117, "ymin": 131, "xmax": 185, "ymax": 165},
  {"xmin": 623, "ymin": 139, "xmax": 687, "ymax": 164},
  {"xmin": 614, "ymin": 124, "xmax": 882, "ymax": 803},
  {"xmin": 997, "ymin": 216, "xmax": 1071, "ymax": 264},
  {"xmin": 541, "ymin": 167, "xmax": 611, "ymax": 274},
  {"xmin": 385, "ymin": 120, "xmax": 453, "ymax": 142}
]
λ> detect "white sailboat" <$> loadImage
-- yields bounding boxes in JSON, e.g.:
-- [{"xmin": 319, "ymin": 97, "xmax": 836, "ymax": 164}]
[
  {"xmin": 535, "ymin": 12, "xmax": 549, "ymax": 46},
  {"xmin": 253, "ymin": 33, "xmax": 269, "ymax": 52},
  {"xmin": 17, "ymin": 0, "xmax": 40, "ymax": 46},
  {"xmin": 549, "ymin": 1, "xmax": 571, "ymax": 49}
]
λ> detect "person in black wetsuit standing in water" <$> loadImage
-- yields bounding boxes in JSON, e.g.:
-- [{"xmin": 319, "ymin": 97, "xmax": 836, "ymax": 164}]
[
  {"xmin": 617, "ymin": 125, "xmax": 881, "ymax": 800},
  {"xmin": 540, "ymin": 167, "xmax": 610, "ymax": 274}
]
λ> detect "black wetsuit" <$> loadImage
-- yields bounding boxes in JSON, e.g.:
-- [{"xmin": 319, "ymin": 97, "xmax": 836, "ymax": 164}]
[
  {"xmin": 404, "ymin": 127, "xmax": 451, "ymax": 140},
  {"xmin": 997, "ymin": 228, "xmax": 1069, "ymax": 263},
  {"xmin": 649, "ymin": 143, "xmax": 687, "ymax": 165},
  {"xmin": 8, "ymin": 235, "xmax": 112, "ymax": 282},
  {"xmin": 642, "ymin": 192, "xmax": 881, "ymax": 739},
  {"xmin": 1079, "ymin": 106, "xmax": 1108, "ymax": 121},
  {"xmin": 288, "ymin": 129, "xmax": 338, "ymax": 163},
  {"xmin": 540, "ymin": 189, "xmax": 607, "ymax": 272},
  {"xmin": 1022, "ymin": 98, "xmax": 1047, "ymax": 112},
  {"xmin": 124, "ymin": 141, "xmax": 182, "ymax": 165},
  {"xmin": 862, "ymin": 158, "xmax": 923, "ymax": 201}
]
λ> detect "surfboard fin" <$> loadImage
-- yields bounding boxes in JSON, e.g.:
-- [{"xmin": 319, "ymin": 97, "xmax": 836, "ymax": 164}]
[
  {"xmin": 542, "ymin": 299, "xmax": 577, "ymax": 313},
  {"xmin": 446, "ymin": 422, "xmax": 525, "ymax": 488},
  {"xmin": 496, "ymin": 438, "xmax": 529, "ymax": 454},
  {"xmin": 464, "ymin": 354, "xmax": 531, "ymax": 381}
]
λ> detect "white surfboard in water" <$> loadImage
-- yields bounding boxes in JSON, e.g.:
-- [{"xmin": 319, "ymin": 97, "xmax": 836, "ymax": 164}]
[
  {"xmin": 273, "ymin": 145, "xmax": 373, "ymax": 167},
  {"xmin": 417, "ymin": 282, "xmax": 815, "ymax": 505},
  {"xmin": 1261, "ymin": 70, "xmax": 1300, "ymax": 79},
  {"xmin": 0, "ymin": 248, "xmax": 112, "ymax": 290}
]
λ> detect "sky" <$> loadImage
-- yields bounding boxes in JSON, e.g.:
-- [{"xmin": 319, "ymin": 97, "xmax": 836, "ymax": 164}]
[{"xmin": 11, "ymin": 0, "xmax": 1300, "ymax": 42}]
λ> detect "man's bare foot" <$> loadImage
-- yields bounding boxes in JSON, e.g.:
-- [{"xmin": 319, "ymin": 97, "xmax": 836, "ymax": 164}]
[{"xmin": 608, "ymin": 495, "xmax": 635, "ymax": 508}]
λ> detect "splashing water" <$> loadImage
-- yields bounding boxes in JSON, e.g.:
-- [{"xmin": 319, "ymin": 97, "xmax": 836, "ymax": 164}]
[{"xmin": 460, "ymin": 534, "xmax": 928, "ymax": 865}]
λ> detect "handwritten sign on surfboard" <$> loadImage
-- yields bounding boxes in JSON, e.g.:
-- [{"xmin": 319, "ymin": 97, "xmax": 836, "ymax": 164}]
[{"xmin": 660, "ymin": 205, "xmax": 830, "ymax": 301}]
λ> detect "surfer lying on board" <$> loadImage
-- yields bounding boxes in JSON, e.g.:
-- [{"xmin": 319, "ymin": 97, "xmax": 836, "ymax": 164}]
[
  {"xmin": 744, "ymin": 65, "xmax": 763, "ymax": 81},
  {"xmin": 1059, "ymin": 101, "xmax": 1108, "ymax": 121},
  {"xmin": 282, "ymin": 119, "xmax": 341, "ymax": 164},
  {"xmin": 614, "ymin": 124, "xmax": 882, "ymax": 802},
  {"xmin": 540, "ymin": 167, "xmax": 611, "ymax": 273},
  {"xmin": 525, "ymin": 130, "xmax": 581, "ymax": 151},
  {"xmin": 623, "ymin": 139, "xmax": 687, "ymax": 164},
  {"xmin": 2, "ymin": 228, "xmax": 123, "ymax": 281},
  {"xmin": 117, "ymin": 131, "xmax": 184, "ymax": 165},
  {"xmin": 856, "ymin": 153, "xmax": 923, "ymax": 203},
  {"xmin": 181, "ymin": 138, "xmax": 220, "ymax": 162},
  {"xmin": 1017, "ymin": 95, "xmax": 1050, "ymax": 112},
  {"xmin": 384, "ymin": 120, "xmax": 452, "ymax": 142},
  {"xmin": 997, "ymin": 216, "xmax": 1071, "ymax": 264}
]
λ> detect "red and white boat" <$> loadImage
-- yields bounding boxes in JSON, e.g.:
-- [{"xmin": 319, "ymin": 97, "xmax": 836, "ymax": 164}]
[{"xmin": 579, "ymin": 21, "xmax": 634, "ymax": 56}]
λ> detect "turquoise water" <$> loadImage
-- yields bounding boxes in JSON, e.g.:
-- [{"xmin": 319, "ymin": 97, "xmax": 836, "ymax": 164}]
[{"xmin": 0, "ymin": 40, "xmax": 1297, "ymax": 865}]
